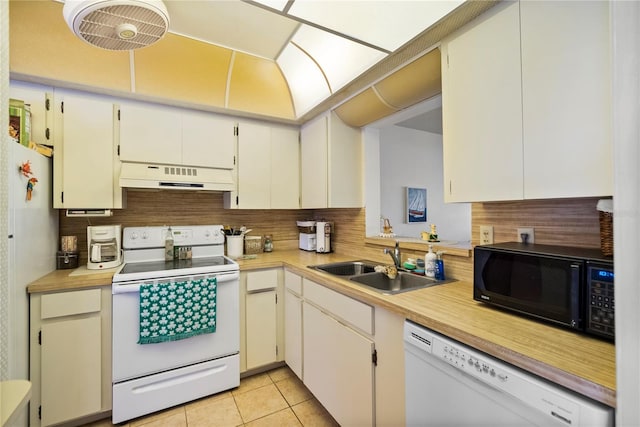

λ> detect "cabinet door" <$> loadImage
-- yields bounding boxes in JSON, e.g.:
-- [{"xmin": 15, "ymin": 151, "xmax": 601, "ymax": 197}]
[
  {"xmin": 119, "ymin": 102, "xmax": 182, "ymax": 165},
  {"xmin": 328, "ymin": 112, "xmax": 363, "ymax": 208},
  {"xmin": 57, "ymin": 92, "xmax": 116, "ymax": 208},
  {"xmin": 41, "ymin": 316, "xmax": 102, "ymax": 426},
  {"xmin": 300, "ymin": 114, "xmax": 328, "ymax": 208},
  {"xmin": 303, "ymin": 302, "xmax": 374, "ymax": 426},
  {"xmin": 237, "ymin": 122, "xmax": 271, "ymax": 209},
  {"xmin": 441, "ymin": 1, "xmax": 523, "ymax": 202},
  {"xmin": 246, "ymin": 290, "xmax": 277, "ymax": 369},
  {"xmin": 182, "ymin": 112, "xmax": 235, "ymax": 170},
  {"xmin": 521, "ymin": 1, "xmax": 612, "ymax": 199},
  {"xmin": 284, "ymin": 289, "xmax": 303, "ymax": 379},
  {"xmin": 9, "ymin": 82, "xmax": 53, "ymax": 148},
  {"xmin": 271, "ymin": 126, "xmax": 300, "ymax": 209}
]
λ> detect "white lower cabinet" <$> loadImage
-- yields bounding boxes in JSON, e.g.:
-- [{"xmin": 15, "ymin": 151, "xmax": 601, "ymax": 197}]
[
  {"xmin": 283, "ymin": 271, "xmax": 406, "ymax": 426},
  {"xmin": 303, "ymin": 301, "xmax": 375, "ymax": 426},
  {"xmin": 241, "ymin": 269, "xmax": 284, "ymax": 372},
  {"xmin": 301, "ymin": 277, "xmax": 375, "ymax": 426},
  {"xmin": 29, "ymin": 287, "xmax": 112, "ymax": 427},
  {"xmin": 284, "ymin": 270, "xmax": 303, "ymax": 379}
]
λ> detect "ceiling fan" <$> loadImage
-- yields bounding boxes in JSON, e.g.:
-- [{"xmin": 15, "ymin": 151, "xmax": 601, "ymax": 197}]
[{"xmin": 62, "ymin": 0, "xmax": 170, "ymax": 50}]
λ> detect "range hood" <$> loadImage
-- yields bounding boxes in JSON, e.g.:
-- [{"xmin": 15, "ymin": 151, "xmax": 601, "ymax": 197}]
[{"xmin": 119, "ymin": 162, "xmax": 235, "ymax": 192}]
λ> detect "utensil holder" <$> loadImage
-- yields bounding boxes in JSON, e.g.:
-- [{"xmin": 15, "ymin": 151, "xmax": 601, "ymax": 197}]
[{"xmin": 226, "ymin": 235, "xmax": 244, "ymax": 258}]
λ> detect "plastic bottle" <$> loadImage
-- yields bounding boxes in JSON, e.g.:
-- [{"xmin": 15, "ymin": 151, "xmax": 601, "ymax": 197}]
[
  {"xmin": 165, "ymin": 226, "xmax": 174, "ymax": 261},
  {"xmin": 435, "ymin": 251, "xmax": 445, "ymax": 280},
  {"xmin": 425, "ymin": 245, "xmax": 437, "ymax": 278}
]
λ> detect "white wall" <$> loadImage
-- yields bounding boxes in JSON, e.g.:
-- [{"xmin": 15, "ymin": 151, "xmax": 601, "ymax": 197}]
[
  {"xmin": 612, "ymin": 1, "xmax": 640, "ymax": 424},
  {"xmin": 378, "ymin": 125, "xmax": 470, "ymax": 243}
]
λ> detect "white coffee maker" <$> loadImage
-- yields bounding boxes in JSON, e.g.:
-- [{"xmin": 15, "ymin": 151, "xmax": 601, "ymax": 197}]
[{"xmin": 87, "ymin": 225, "xmax": 123, "ymax": 269}]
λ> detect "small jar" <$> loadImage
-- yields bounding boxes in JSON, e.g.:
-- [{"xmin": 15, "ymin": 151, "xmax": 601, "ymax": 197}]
[{"xmin": 264, "ymin": 235, "xmax": 273, "ymax": 252}]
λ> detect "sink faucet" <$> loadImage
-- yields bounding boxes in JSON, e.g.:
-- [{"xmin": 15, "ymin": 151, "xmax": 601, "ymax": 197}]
[{"xmin": 384, "ymin": 241, "xmax": 401, "ymax": 268}]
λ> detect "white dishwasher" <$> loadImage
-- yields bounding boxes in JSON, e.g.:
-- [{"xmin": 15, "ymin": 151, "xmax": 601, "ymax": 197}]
[{"xmin": 404, "ymin": 321, "xmax": 614, "ymax": 426}]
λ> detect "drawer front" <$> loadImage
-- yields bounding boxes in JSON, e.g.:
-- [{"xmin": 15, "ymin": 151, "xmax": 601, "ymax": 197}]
[
  {"xmin": 41, "ymin": 288, "xmax": 102, "ymax": 319},
  {"xmin": 246, "ymin": 269, "xmax": 278, "ymax": 292},
  {"xmin": 284, "ymin": 270, "xmax": 302, "ymax": 295},
  {"xmin": 303, "ymin": 278, "xmax": 373, "ymax": 335}
]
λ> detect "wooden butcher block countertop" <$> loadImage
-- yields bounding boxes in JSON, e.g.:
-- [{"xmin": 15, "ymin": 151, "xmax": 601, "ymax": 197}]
[{"xmin": 27, "ymin": 249, "xmax": 616, "ymax": 408}]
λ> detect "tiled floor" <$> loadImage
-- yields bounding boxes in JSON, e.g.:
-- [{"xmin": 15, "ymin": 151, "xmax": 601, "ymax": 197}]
[{"xmin": 85, "ymin": 366, "xmax": 339, "ymax": 427}]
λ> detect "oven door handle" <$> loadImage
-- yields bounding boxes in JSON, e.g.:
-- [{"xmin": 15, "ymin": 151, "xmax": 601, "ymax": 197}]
[{"xmin": 112, "ymin": 271, "xmax": 239, "ymax": 294}]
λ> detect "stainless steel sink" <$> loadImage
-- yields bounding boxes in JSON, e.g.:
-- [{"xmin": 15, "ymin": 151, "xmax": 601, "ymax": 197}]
[
  {"xmin": 310, "ymin": 261, "xmax": 377, "ymax": 276},
  {"xmin": 349, "ymin": 271, "xmax": 451, "ymax": 295},
  {"xmin": 309, "ymin": 261, "xmax": 454, "ymax": 294}
]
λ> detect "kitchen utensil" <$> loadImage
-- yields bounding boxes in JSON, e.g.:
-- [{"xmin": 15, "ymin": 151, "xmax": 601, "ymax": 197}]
[{"xmin": 226, "ymin": 235, "xmax": 244, "ymax": 258}]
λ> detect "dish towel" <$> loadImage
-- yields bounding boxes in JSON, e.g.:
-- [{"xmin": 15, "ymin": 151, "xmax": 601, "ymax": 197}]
[{"xmin": 138, "ymin": 277, "xmax": 217, "ymax": 344}]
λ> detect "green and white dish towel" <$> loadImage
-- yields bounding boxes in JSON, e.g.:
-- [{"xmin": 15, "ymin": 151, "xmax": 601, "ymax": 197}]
[{"xmin": 138, "ymin": 277, "xmax": 217, "ymax": 344}]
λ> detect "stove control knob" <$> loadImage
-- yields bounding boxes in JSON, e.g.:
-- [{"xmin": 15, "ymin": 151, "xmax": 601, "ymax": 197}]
[
  {"xmin": 130, "ymin": 232, "xmax": 138, "ymax": 240},
  {"xmin": 142, "ymin": 231, "xmax": 148, "ymax": 240},
  {"xmin": 205, "ymin": 230, "xmax": 211, "ymax": 238}
]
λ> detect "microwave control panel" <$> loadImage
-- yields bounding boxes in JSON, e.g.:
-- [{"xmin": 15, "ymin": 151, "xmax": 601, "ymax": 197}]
[{"xmin": 586, "ymin": 264, "xmax": 615, "ymax": 340}]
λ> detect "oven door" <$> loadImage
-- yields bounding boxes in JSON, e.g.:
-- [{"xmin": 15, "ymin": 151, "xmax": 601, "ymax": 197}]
[{"xmin": 112, "ymin": 270, "xmax": 239, "ymax": 382}]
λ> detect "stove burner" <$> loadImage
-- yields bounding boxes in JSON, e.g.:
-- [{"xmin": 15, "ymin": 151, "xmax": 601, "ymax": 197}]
[{"xmin": 118, "ymin": 256, "xmax": 233, "ymax": 276}]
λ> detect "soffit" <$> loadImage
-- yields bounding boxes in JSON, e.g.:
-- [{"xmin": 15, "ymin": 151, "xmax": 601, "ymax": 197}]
[{"xmin": 10, "ymin": 0, "xmax": 500, "ymax": 125}]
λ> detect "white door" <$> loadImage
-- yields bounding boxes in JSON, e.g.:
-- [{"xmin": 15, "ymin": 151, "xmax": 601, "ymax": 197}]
[
  {"xmin": 521, "ymin": 0, "xmax": 612, "ymax": 199},
  {"xmin": 57, "ymin": 91, "xmax": 116, "ymax": 208},
  {"xmin": 41, "ymin": 316, "xmax": 102, "ymax": 426},
  {"xmin": 182, "ymin": 112, "xmax": 235, "ymax": 170},
  {"xmin": 303, "ymin": 302, "xmax": 374, "ymax": 426},
  {"xmin": 284, "ymin": 289, "xmax": 303, "ymax": 379},
  {"xmin": 119, "ymin": 102, "xmax": 182, "ymax": 165},
  {"xmin": 246, "ymin": 290, "xmax": 277, "ymax": 369},
  {"xmin": 300, "ymin": 115, "xmax": 328, "ymax": 208},
  {"xmin": 237, "ymin": 122, "xmax": 271, "ymax": 208},
  {"xmin": 441, "ymin": 1, "xmax": 523, "ymax": 202},
  {"xmin": 271, "ymin": 126, "xmax": 300, "ymax": 209}
]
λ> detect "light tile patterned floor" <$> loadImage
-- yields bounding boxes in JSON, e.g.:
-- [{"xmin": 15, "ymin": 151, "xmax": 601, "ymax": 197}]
[{"xmin": 84, "ymin": 366, "xmax": 339, "ymax": 427}]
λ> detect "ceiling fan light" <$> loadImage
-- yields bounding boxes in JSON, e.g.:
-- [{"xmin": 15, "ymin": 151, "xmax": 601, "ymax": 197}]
[{"xmin": 116, "ymin": 23, "xmax": 138, "ymax": 40}]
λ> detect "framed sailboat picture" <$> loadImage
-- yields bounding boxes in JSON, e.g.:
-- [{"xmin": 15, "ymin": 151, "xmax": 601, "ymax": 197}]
[{"xmin": 406, "ymin": 187, "xmax": 427, "ymax": 223}]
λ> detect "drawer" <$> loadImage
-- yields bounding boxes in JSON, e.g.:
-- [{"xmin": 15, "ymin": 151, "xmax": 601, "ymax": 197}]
[
  {"xmin": 246, "ymin": 269, "xmax": 278, "ymax": 292},
  {"xmin": 303, "ymin": 278, "xmax": 373, "ymax": 335},
  {"xmin": 41, "ymin": 288, "xmax": 102, "ymax": 319},
  {"xmin": 284, "ymin": 270, "xmax": 302, "ymax": 295}
]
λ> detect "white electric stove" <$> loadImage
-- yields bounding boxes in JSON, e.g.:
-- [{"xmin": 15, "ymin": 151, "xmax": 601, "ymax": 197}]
[{"xmin": 111, "ymin": 225, "xmax": 239, "ymax": 423}]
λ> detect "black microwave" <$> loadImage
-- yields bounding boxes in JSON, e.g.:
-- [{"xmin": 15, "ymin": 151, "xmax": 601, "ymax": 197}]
[{"xmin": 474, "ymin": 242, "xmax": 614, "ymax": 340}]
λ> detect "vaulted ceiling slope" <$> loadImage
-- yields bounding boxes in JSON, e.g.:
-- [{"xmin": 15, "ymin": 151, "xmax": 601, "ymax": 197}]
[{"xmin": 9, "ymin": 0, "xmax": 497, "ymax": 125}]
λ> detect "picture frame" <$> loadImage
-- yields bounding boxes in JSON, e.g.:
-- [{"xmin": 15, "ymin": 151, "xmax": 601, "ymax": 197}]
[{"xmin": 406, "ymin": 187, "xmax": 427, "ymax": 223}]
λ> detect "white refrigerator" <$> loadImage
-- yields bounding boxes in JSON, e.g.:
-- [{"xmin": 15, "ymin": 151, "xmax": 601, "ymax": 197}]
[{"xmin": 7, "ymin": 142, "xmax": 58, "ymax": 426}]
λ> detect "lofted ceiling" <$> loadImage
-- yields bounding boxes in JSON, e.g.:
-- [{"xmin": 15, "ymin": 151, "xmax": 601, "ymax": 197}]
[
  {"xmin": 10, "ymin": 0, "xmax": 498, "ymax": 125},
  {"xmin": 148, "ymin": 0, "xmax": 464, "ymax": 118}
]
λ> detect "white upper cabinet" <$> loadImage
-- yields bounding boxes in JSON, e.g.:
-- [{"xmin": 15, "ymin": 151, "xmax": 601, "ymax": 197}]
[
  {"xmin": 441, "ymin": 1, "xmax": 523, "ymax": 203},
  {"xmin": 301, "ymin": 111, "xmax": 362, "ymax": 208},
  {"xmin": 441, "ymin": 0, "xmax": 612, "ymax": 202},
  {"xmin": 119, "ymin": 101, "xmax": 235, "ymax": 169},
  {"xmin": 182, "ymin": 112, "xmax": 236, "ymax": 170},
  {"xmin": 53, "ymin": 89, "xmax": 122, "ymax": 209},
  {"xmin": 226, "ymin": 121, "xmax": 299, "ymax": 209},
  {"xmin": 271, "ymin": 126, "xmax": 300, "ymax": 209},
  {"xmin": 9, "ymin": 81, "xmax": 53, "ymax": 148},
  {"xmin": 520, "ymin": 0, "xmax": 612, "ymax": 199},
  {"xmin": 119, "ymin": 102, "xmax": 181, "ymax": 165}
]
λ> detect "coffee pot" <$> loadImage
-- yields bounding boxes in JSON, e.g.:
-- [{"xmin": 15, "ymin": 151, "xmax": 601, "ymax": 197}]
[
  {"xmin": 87, "ymin": 225, "xmax": 123, "ymax": 269},
  {"xmin": 316, "ymin": 221, "xmax": 332, "ymax": 253}
]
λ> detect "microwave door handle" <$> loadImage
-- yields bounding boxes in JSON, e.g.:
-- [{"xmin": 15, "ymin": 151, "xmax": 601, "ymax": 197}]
[{"xmin": 570, "ymin": 263, "xmax": 582, "ymax": 328}]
